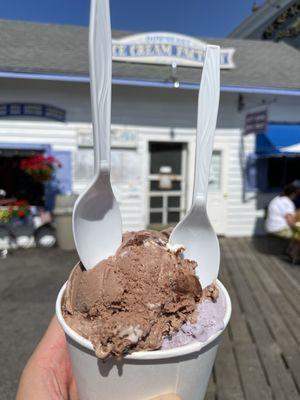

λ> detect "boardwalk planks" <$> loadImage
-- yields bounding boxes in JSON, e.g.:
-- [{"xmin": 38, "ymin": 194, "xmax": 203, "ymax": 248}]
[{"xmin": 224, "ymin": 238, "xmax": 299, "ymax": 399}]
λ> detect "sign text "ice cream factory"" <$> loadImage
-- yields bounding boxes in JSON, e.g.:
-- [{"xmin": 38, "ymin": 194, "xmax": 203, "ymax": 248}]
[{"xmin": 112, "ymin": 32, "xmax": 235, "ymax": 69}]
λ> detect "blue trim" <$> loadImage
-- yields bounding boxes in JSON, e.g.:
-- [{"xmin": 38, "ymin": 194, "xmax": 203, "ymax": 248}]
[
  {"xmin": 220, "ymin": 85, "xmax": 300, "ymax": 97},
  {"xmin": 0, "ymin": 70, "xmax": 300, "ymax": 96},
  {"xmin": 114, "ymin": 77, "xmax": 182, "ymax": 89},
  {"xmin": 113, "ymin": 78, "xmax": 300, "ymax": 96},
  {"xmin": 0, "ymin": 142, "xmax": 51, "ymax": 152},
  {"xmin": 0, "ymin": 70, "xmax": 89, "ymax": 83},
  {"xmin": 51, "ymin": 150, "xmax": 72, "ymax": 193},
  {"xmin": 45, "ymin": 150, "xmax": 72, "ymax": 210}
]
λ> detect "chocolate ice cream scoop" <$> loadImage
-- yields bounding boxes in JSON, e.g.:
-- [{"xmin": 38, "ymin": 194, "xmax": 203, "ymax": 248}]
[{"xmin": 62, "ymin": 230, "xmax": 202, "ymax": 359}]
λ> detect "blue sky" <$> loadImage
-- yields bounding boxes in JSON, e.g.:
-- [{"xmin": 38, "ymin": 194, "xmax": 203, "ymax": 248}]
[{"xmin": 0, "ymin": 0, "xmax": 264, "ymax": 37}]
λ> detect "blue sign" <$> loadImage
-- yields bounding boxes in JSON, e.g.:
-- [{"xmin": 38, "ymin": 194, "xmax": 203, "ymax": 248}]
[{"xmin": 0, "ymin": 103, "xmax": 66, "ymax": 122}]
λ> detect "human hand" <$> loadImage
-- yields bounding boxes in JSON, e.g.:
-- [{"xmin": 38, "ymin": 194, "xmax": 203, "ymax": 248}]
[
  {"xmin": 16, "ymin": 316, "xmax": 181, "ymax": 400},
  {"xmin": 16, "ymin": 316, "xmax": 78, "ymax": 400}
]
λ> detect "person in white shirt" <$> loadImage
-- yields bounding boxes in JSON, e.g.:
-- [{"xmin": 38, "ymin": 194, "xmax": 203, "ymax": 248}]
[
  {"xmin": 265, "ymin": 185, "xmax": 296, "ymax": 236},
  {"xmin": 265, "ymin": 184, "xmax": 300, "ymax": 262}
]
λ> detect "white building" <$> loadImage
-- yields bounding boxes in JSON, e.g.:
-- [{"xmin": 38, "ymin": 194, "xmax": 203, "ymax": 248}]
[
  {"xmin": 229, "ymin": 0, "xmax": 300, "ymax": 49},
  {"xmin": 0, "ymin": 20, "xmax": 300, "ymax": 236}
]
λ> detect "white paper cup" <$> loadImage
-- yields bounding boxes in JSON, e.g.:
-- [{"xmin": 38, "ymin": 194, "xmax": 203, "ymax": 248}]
[{"xmin": 56, "ymin": 280, "xmax": 231, "ymax": 400}]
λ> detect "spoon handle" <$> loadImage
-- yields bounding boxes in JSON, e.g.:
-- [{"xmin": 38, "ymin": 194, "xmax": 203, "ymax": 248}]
[
  {"xmin": 193, "ymin": 45, "xmax": 220, "ymax": 204},
  {"xmin": 89, "ymin": 0, "xmax": 112, "ymax": 172}
]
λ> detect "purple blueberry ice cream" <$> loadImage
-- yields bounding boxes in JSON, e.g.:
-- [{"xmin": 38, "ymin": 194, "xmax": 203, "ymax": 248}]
[{"xmin": 162, "ymin": 287, "xmax": 226, "ymax": 349}]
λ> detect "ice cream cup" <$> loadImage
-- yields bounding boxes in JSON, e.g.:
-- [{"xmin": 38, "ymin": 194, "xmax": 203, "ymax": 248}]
[{"xmin": 56, "ymin": 279, "xmax": 231, "ymax": 400}]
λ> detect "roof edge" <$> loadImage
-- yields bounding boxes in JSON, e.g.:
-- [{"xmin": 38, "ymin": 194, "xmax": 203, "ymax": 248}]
[
  {"xmin": 0, "ymin": 70, "xmax": 300, "ymax": 96},
  {"xmin": 228, "ymin": 0, "xmax": 294, "ymax": 38}
]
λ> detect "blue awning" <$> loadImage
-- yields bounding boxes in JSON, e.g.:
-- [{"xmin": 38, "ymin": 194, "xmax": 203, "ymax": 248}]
[{"xmin": 256, "ymin": 123, "xmax": 300, "ymax": 156}]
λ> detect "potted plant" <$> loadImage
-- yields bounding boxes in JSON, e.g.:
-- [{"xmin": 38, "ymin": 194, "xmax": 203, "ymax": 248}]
[
  {"xmin": 9, "ymin": 201, "xmax": 31, "ymax": 220},
  {"xmin": 0, "ymin": 207, "xmax": 11, "ymax": 223},
  {"xmin": 20, "ymin": 154, "xmax": 62, "ymax": 183}
]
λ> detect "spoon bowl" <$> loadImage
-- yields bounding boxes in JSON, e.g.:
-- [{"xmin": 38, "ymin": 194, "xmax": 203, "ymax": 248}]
[
  {"xmin": 73, "ymin": 169, "xmax": 122, "ymax": 269},
  {"xmin": 169, "ymin": 45, "xmax": 220, "ymax": 289}
]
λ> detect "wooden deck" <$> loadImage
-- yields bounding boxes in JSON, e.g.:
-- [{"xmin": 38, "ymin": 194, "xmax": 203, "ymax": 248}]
[{"xmin": 206, "ymin": 237, "xmax": 300, "ymax": 400}]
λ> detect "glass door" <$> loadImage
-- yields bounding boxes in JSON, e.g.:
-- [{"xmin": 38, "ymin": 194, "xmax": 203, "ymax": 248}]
[
  {"xmin": 206, "ymin": 147, "xmax": 228, "ymax": 235},
  {"xmin": 148, "ymin": 142, "xmax": 187, "ymax": 229}
]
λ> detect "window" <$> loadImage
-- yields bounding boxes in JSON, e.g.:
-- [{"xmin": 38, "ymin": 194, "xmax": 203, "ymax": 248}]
[
  {"xmin": 148, "ymin": 142, "xmax": 185, "ymax": 227},
  {"xmin": 0, "ymin": 151, "xmax": 45, "ymax": 206},
  {"xmin": 74, "ymin": 148, "xmax": 141, "ymax": 186},
  {"xmin": 249, "ymin": 156, "xmax": 300, "ymax": 192},
  {"xmin": 267, "ymin": 157, "xmax": 300, "ymax": 189},
  {"xmin": 209, "ymin": 151, "xmax": 222, "ymax": 191},
  {"xmin": 74, "ymin": 148, "xmax": 94, "ymax": 181},
  {"xmin": 149, "ymin": 142, "xmax": 183, "ymax": 174},
  {"xmin": 111, "ymin": 149, "xmax": 140, "ymax": 185}
]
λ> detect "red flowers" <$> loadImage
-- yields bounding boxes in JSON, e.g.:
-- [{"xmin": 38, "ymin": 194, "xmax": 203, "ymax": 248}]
[{"xmin": 20, "ymin": 154, "xmax": 62, "ymax": 182}]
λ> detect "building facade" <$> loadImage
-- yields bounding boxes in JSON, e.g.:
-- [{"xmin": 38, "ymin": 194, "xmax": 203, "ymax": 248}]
[
  {"xmin": 0, "ymin": 20, "xmax": 300, "ymax": 236},
  {"xmin": 229, "ymin": 0, "xmax": 300, "ymax": 49}
]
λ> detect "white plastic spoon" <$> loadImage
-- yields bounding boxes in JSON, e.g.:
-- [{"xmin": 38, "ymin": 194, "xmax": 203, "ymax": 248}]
[
  {"xmin": 72, "ymin": 0, "xmax": 122, "ymax": 269},
  {"xmin": 169, "ymin": 45, "xmax": 220, "ymax": 289}
]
